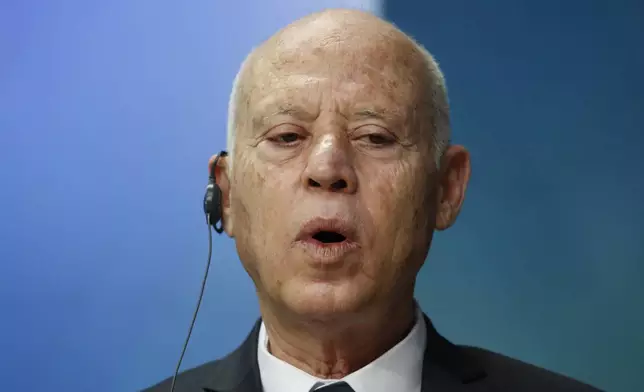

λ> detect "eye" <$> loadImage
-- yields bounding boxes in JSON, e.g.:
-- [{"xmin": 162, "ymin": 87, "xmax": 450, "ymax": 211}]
[
  {"xmin": 352, "ymin": 125, "xmax": 397, "ymax": 148},
  {"xmin": 355, "ymin": 131, "xmax": 397, "ymax": 149},
  {"xmin": 267, "ymin": 131, "xmax": 304, "ymax": 147},
  {"xmin": 364, "ymin": 134, "xmax": 394, "ymax": 145},
  {"xmin": 277, "ymin": 133, "xmax": 300, "ymax": 143}
]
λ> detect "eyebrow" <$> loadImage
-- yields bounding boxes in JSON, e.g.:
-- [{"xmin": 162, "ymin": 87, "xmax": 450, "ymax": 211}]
[
  {"xmin": 351, "ymin": 106, "xmax": 403, "ymax": 124},
  {"xmin": 352, "ymin": 109, "xmax": 388, "ymax": 121},
  {"xmin": 252, "ymin": 104, "xmax": 318, "ymax": 130},
  {"xmin": 250, "ymin": 103, "xmax": 401, "ymax": 134}
]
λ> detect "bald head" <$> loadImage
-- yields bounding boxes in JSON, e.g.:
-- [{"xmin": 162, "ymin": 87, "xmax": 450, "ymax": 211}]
[
  {"xmin": 260, "ymin": 9, "xmax": 418, "ymax": 62},
  {"xmin": 226, "ymin": 9, "xmax": 450, "ymax": 173}
]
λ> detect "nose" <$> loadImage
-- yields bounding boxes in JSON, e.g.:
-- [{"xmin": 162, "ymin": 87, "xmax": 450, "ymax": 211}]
[{"xmin": 303, "ymin": 134, "xmax": 357, "ymax": 194}]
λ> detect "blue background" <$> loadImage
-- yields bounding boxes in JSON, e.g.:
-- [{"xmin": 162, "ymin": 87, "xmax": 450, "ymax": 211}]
[{"xmin": 1, "ymin": 1, "xmax": 641, "ymax": 391}]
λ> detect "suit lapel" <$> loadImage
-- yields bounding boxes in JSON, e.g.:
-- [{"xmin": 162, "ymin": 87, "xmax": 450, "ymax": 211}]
[
  {"xmin": 201, "ymin": 319, "xmax": 263, "ymax": 392},
  {"xmin": 203, "ymin": 314, "xmax": 490, "ymax": 392},
  {"xmin": 420, "ymin": 314, "xmax": 489, "ymax": 392}
]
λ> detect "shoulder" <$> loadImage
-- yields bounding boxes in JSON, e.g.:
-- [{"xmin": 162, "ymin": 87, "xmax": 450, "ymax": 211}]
[
  {"xmin": 140, "ymin": 358, "xmax": 219, "ymax": 392},
  {"xmin": 141, "ymin": 320, "xmax": 261, "ymax": 392},
  {"xmin": 141, "ymin": 347, "xmax": 246, "ymax": 392},
  {"xmin": 460, "ymin": 345, "xmax": 602, "ymax": 391}
]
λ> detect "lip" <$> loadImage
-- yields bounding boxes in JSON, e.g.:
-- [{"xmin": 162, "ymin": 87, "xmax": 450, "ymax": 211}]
[
  {"xmin": 296, "ymin": 217, "xmax": 357, "ymax": 241},
  {"xmin": 294, "ymin": 217, "xmax": 360, "ymax": 263}
]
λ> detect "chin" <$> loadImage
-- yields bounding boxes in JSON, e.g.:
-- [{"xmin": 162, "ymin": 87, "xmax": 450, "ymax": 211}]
[{"xmin": 279, "ymin": 277, "xmax": 373, "ymax": 321}]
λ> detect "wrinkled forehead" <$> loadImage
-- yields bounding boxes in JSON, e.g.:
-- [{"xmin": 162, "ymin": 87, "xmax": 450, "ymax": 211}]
[
  {"xmin": 245, "ymin": 24, "xmax": 427, "ymax": 117},
  {"xmin": 249, "ymin": 72, "xmax": 410, "ymax": 118}
]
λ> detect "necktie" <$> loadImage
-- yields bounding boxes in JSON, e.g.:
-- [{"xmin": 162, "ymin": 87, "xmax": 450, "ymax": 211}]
[{"xmin": 313, "ymin": 381, "xmax": 356, "ymax": 392}]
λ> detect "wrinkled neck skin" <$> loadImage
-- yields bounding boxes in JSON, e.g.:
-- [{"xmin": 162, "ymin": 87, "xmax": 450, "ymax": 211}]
[{"xmin": 259, "ymin": 293, "xmax": 417, "ymax": 379}]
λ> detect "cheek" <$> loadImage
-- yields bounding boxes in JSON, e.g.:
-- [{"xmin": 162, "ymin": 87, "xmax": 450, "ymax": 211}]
[
  {"xmin": 231, "ymin": 160, "xmax": 295, "ymax": 275},
  {"xmin": 233, "ymin": 156, "xmax": 284, "ymax": 227},
  {"xmin": 363, "ymin": 159, "xmax": 427, "ymax": 226},
  {"xmin": 362, "ymin": 160, "xmax": 433, "ymax": 272}
]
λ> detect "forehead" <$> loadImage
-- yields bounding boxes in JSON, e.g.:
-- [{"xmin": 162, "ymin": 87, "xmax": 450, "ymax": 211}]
[
  {"xmin": 246, "ymin": 29, "xmax": 425, "ymax": 117},
  {"xmin": 251, "ymin": 74, "xmax": 405, "ymax": 117}
]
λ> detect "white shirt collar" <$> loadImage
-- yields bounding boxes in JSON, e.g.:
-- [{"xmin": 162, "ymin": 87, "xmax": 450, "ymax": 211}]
[{"xmin": 257, "ymin": 306, "xmax": 427, "ymax": 392}]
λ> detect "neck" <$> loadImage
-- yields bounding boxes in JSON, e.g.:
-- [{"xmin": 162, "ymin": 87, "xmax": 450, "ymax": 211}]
[{"xmin": 259, "ymin": 298, "xmax": 417, "ymax": 379}]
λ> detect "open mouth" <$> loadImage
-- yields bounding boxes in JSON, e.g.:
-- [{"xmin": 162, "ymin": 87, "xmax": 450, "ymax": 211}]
[{"xmin": 311, "ymin": 231, "xmax": 347, "ymax": 244}]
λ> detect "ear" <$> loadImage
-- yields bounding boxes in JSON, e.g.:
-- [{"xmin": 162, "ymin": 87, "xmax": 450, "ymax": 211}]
[
  {"xmin": 435, "ymin": 145, "xmax": 471, "ymax": 231},
  {"xmin": 208, "ymin": 153, "xmax": 234, "ymax": 237}
]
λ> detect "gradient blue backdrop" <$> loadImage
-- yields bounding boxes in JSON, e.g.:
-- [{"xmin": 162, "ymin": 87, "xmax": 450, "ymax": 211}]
[
  {"xmin": 1, "ymin": 1, "xmax": 642, "ymax": 391},
  {"xmin": 384, "ymin": 2, "xmax": 644, "ymax": 392}
]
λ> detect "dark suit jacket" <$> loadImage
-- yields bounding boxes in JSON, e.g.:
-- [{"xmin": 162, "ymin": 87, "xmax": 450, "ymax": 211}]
[{"xmin": 143, "ymin": 315, "xmax": 602, "ymax": 392}]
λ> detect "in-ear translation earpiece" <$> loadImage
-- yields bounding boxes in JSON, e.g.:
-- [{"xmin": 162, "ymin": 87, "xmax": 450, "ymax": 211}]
[
  {"xmin": 171, "ymin": 149, "xmax": 228, "ymax": 392},
  {"xmin": 203, "ymin": 150, "xmax": 228, "ymax": 234}
]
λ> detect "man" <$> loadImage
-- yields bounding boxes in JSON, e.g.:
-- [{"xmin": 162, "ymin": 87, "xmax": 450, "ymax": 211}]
[{"xmin": 145, "ymin": 9, "xmax": 600, "ymax": 392}]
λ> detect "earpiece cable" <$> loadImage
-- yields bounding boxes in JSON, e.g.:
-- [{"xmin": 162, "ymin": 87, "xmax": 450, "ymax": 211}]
[{"xmin": 169, "ymin": 213, "xmax": 214, "ymax": 392}]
